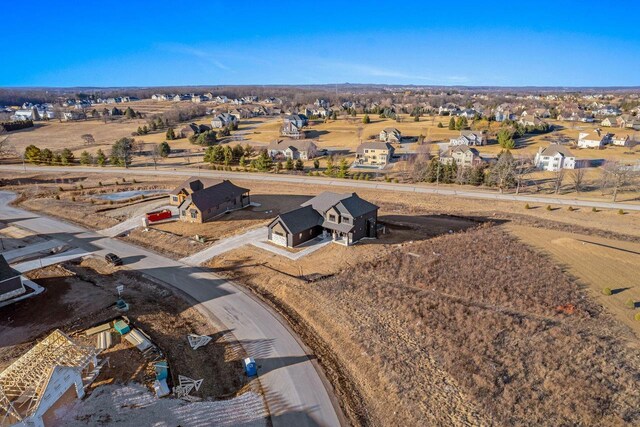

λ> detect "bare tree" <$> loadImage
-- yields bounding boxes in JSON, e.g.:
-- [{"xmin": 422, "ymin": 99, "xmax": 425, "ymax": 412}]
[
  {"xmin": 513, "ymin": 155, "xmax": 536, "ymax": 194},
  {"xmin": 601, "ymin": 160, "xmax": 638, "ymax": 202},
  {"xmin": 569, "ymin": 168, "xmax": 586, "ymax": 194},
  {"xmin": 553, "ymin": 168, "xmax": 565, "ymax": 194},
  {"xmin": 0, "ymin": 128, "xmax": 9, "ymax": 157},
  {"xmin": 409, "ymin": 144, "xmax": 431, "ymax": 182}
]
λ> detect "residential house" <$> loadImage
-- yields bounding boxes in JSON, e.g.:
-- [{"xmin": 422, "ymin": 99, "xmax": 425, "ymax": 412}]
[
  {"xmin": 283, "ymin": 114, "xmax": 308, "ymax": 129},
  {"xmin": 267, "ymin": 139, "xmax": 318, "ymax": 160},
  {"xmin": 440, "ymin": 145, "xmax": 482, "ymax": 168},
  {"xmin": 379, "ymin": 127, "xmax": 401, "ymax": 143},
  {"xmin": 214, "ymin": 96, "xmax": 229, "ymax": 104},
  {"xmin": 191, "ymin": 95, "xmax": 208, "ymax": 103},
  {"xmin": 577, "ymin": 130, "xmax": 611, "ymax": 148},
  {"xmin": 518, "ymin": 116, "xmax": 546, "ymax": 127},
  {"xmin": 211, "ymin": 113, "xmax": 238, "ymax": 128},
  {"xmin": 534, "ymin": 145, "xmax": 577, "ymax": 171},
  {"xmin": 178, "ymin": 123, "xmax": 201, "ymax": 139},
  {"xmin": 438, "ymin": 103, "xmax": 460, "ymax": 115},
  {"xmin": 617, "ymin": 114, "xmax": 640, "ymax": 130},
  {"xmin": 281, "ymin": 121, "xmax": 305, "ymax": 139},
  {"xmin": 174, "ymin": 178, "xmax": 251, "ymax": 223},
  {"xmin": 267, "ymin": 192, "xmax": 378, "ymax": 247},
  {"xmin": 459, "ymin": 109, "xmax": 479, "ymax": 119},
  {"xmin": 0, "ymin": 255, "xmax": 25, "ymax": 302},
  {"xmin": 449, "ymin": 131, "xmax": 486, "ymax": 146},
  {"xmin": 355, "ymin": 142, "xmax": 395, "ymax": 167},
  {"xmin": 314, "ymin": 99, "xmax": 330, "ymax": 108},
  {"xmin": 601, "ymin": 117, "xmax": 618, "ymax": 127},
  {"xmin": 611, "ymin": 134, "xmax": 631, "ymax": 147},
  {"xmin": 0, "ymin": 329, "xmax": 99, "ymax": 427}
]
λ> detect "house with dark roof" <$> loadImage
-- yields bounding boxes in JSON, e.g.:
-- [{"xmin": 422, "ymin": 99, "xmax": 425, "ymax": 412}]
[
  {"xmin": 0, "ymin": 255, "xmax": 25, "ymax": 302},
  {"xmin": 267, "ymin": 192, "xmax": 378, "ymax": 247},
  {"xmin": 440, "ymin": 145, "xmax": 482, "ymax": 168},
  {"xmin": 170, "ymin": 177, "xmax": 251, "ymax": 223}
]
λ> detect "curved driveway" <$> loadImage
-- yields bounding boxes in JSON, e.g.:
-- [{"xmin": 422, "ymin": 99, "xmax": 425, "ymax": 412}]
[
  {"xmin": 0, "ymin": 191, "xmax": 342, "ymax": 427},
  {"xmin": 1, "ymin": 164, "xmax": 638, "ymax": 211}
]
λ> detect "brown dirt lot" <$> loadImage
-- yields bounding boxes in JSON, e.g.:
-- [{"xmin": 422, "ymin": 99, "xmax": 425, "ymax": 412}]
[{"xmin": 0, "ymin": 258, "xmax": 248, "ymax": 400}]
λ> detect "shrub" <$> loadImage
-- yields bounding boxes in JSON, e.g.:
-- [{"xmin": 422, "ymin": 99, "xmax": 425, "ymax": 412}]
[
  {"xmin": 618, "ymin": 209, "xmax": 625, "ymax": 215},
  {"xmin": 635, "ymin": 312, "xmax": 640, "ymax": 321},
  {"xmin": 625, "ymin": 299, "xmax": 635, "ymax": 309},
  {"xmin": 592, "ymin": 207, "xmax": 597, "ymax": 212},
  {"xmin": 546, "ymin": 205, "xmax": 552, "ymax": 211},
  {"xmin": 79, "ymin": 184, "xmax": 83, "ymax": 190},
  {"xmin": 524, "ymin": 203, "xmax": 531, "ymax": 209},
  {"xmin": 568, "ymin": 206, "xmax": 575, "ymax": 211},
  {"xmin": 133, "ymin": 179, "xmax": 137, "ymax": 184},
  {"xmin": 122, "ymin": 178, "xmax": 126, "ymax": 183},
  {"xmin": 98, "ymin": 181, "xmax": 102, "ymax": 186},
  {"xmin": 602, "ymin": 287, "xmax": 612, "ymax": 296},
  {"xmin": 71, "ymin": 196, "xmax": 76, "ymax": 202},
  {"xmin": 58, "ymin": 186, "xmax": 64, "ymax": 192},
  {"xmin": 55, "ymin": 194, "xmax": 60, "ymax": 200},
  {"xmin": 394, "ymin": 178, "xmax": 399, "ymax": 183}
]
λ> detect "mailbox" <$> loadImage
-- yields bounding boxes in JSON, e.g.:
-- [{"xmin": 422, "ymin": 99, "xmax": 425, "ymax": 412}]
[{"xmin": 243, "ymin": 357, "xmax": 257, "ymax": 377}]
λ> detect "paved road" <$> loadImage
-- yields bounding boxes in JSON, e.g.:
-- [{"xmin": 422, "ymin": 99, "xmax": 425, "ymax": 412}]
[
  {"xmin": 180, "ymin": 227, "xmax": 266, "ymax": 266},
  {"xmin": 0, "ymin": 191, "xmax": 343, "ymax": 427},
  {"xmin": 1, "ymin": 164, "xmax": 638, "ymax": 211}
]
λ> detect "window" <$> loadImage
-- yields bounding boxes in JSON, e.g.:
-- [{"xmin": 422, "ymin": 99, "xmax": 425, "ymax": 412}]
[
  {"xmin": 181, "ymin": 210, "xmax": 186, "ymax": 216},
  {"xmin": 328, "ymin": 214, "xmax": 337, "ymax": 222},
  {"xmin": 172, "ymin": 196, "xmax": 178, "ymax": 202},
  {"xmin": 190, "ymin": 210, "xmax": 198, "ymax": 219},
  {"xmin": 342, "ymin": 217, "xmax": 350, "ymax": 224}
]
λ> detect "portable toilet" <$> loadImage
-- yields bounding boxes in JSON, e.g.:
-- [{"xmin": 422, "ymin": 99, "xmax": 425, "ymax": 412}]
[
  {"xmin": 114, "ymin": 319, "xmax": 131, "ymax": 335},
  {"xmin": 243, "ymin": 357, "xmax": 257, "ymax": 377}
]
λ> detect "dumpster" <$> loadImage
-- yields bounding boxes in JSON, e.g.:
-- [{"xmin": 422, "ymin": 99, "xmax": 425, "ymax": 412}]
[
  {"xmin": 114, "ymin": 319, "xmax": 131, "ymax": 335},
  {"xmin": 243, "ymin": 357, "xmax": 257, "ymax": 377},
  {"xmin": 146, "ymin": 209, "xmax": 172, "ymax": 222},
  {"xmin": 154, "ymin": 361, "xmax": 169, "ymax": 381}
]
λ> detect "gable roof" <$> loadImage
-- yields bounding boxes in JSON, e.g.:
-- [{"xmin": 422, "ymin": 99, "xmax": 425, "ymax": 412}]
[
  {"xmin": 170, "ymin": 176, "xmax": 220, "ymax": 196},
  {"xmin": 0, "ymin": 255, "xmax": 20, "ymax": 282},
  {"xmin": 301, "ymin": 192, "xmax": 378, "ymax": 217},
  {"xmin": 539, "ymin": 144, "xmax": 574, "ymax": 158},
  {"xmin": 448, "ymin": 145, "xmax": 479, "ymax": 155},
  {"xmin": 0, "ymin": 330, "xmax": 96, "ymax": 421},
  {"xmin": 181, "ymin": 180, "xmax": 249, "ymax": 211},
  {"xmin": 356, "ymin": 142, "xmax": 394, "ymax": 153},
  {"xmin": 271, "ymin": 205, "xmax": 322, "ymax": 234},
  {"xmin": 267, "ymin": 139, "xmax": 317, "ymax": 152},
  {"xmin": 381, "ymin": 127, "xmax": 400, "ymax": 134}
]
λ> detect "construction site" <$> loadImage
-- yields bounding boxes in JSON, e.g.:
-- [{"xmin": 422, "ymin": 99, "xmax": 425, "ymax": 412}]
[{"xmin": 0, "ymin": 257, "xmax": 267, "ymax": 427}]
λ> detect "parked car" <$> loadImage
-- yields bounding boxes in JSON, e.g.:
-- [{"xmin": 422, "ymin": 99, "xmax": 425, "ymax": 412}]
[{"xmin": 105, "ymin": 253, "xmax": 123, "ymax": 266}]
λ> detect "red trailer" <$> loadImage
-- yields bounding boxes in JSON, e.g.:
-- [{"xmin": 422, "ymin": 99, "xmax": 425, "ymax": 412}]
[{"xmin": 146, "ymin": 209, "xmax": 172, "ymax": 222}]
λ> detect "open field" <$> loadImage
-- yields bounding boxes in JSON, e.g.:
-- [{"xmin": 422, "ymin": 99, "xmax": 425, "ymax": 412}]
[{"xmin": 507, "ymin": 224, "xmax": 640, "ymax": 337}]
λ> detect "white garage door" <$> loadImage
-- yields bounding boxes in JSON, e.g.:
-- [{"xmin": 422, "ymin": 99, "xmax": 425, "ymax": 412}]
[{"xmin": 271, "ymin": 233, "xmax": 287, "ymax": 247}]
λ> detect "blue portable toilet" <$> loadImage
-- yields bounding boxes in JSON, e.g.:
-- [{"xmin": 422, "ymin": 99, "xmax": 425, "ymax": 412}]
[
  {"xmin": 243, "ymin": 357, "xmax": 257, "ymax": 377},
  {"xmin": 154, "ymin": 361, "xmax": 169, "ymax": 381}
]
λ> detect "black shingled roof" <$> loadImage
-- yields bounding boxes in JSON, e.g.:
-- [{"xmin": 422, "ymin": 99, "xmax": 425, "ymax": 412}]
[
  {"xmin": 0, "ymin": 255, "xmax": 20, "ymax": 281},
  {"xmin": 272, "ymin": 205, "xmax": 322, "ymax": 234}
]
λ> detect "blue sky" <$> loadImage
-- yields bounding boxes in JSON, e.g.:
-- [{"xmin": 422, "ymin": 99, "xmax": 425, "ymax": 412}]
[{"xmin": 4, "ymin": 1, "xmax": 640, "ymax": 87}]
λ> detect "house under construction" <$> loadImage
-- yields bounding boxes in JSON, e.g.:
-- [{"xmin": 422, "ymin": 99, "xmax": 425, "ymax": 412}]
[{"xmin": 0, "ymin": 330, "xmax": 100, "ymax": 427}]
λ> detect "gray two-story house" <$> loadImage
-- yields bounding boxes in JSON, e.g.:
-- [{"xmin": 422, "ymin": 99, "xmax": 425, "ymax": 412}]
[{"xmin": 267, "ymin": 192, "xmax": 379, "ymax": 247}]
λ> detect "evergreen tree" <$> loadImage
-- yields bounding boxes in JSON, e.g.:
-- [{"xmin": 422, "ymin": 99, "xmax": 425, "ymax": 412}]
[
  {"xmin": 24, "ymin": 145, "xmax": 41, "ymax": 163},
  {"xmin": 223, "ymin": 146, "xmax": 233, "ymax": 165},
  {"xmin": 325, "ymin": 157, "xmax": 335, "ymax": 176},
  {"xmin": 158, "ymin": 141, "xmax": 170, "ymax": 157},
  {"xmin": 39, "ymin": 148, "xmax": 54, "ymax": 165},
  {"xmin": 497, "ymin": 128, "xmax": 516, "ymax": 149},
  {"xmin": 337, "ymin": 158, "xmax": 349, "ymax": 178},
  {"xmin": 254, "ymin": 150, "xmax": 273, "ymax": 171},
  {"xmin": 313, "ymin": 158, "xmax": 320, "ymax": 169},
  {"xmin": 166, "ymin": 127, "xmax": 176, "ymax": 140},
  {"xmin": 95, "ymin": 149, "xmax": 106, "ymax": 166},
  {"xmin": 448, "ymin": 117, "xmax": 456, "ymax": 130},
  {"xmin": 124, "ymin": 107, "xmax": 136, "ymax": 119},
  {"xmin": 295, "ymin": 159, "xmax": 304, "ymax": 171},
  {"xmin": 79, "ymin": 151, "xmax": 93, "ymax": 165},
  {"xmin": 110, "ymin": 137, "xmax": 135, "ymax": 167},
  {"xmin": 239, "ymin": 155, "xmax": 246, "ymax": 168},
  {"xmin": 60, "ymin": 148, "xmax": 74, "ymax": 165},
  {"xmin": 285, "ymin": 157, "xmax": 294, "ymax": 170},
  {"xmin": 362, "ymin": 114, "xmax": 371, "ymax": 124},
  {"xmin": 437, "ymin": 122, "xmax": 444, "ymax": 128}
]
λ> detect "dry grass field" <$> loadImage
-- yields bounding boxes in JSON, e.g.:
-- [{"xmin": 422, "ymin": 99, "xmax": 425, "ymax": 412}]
[
  {"xmin": 507, "ymin": 224, "xmax": 640, "ymax": 337},
  {"xmin": 209, "ymin": 225, "xmax": 640, "ymax": 426}
]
